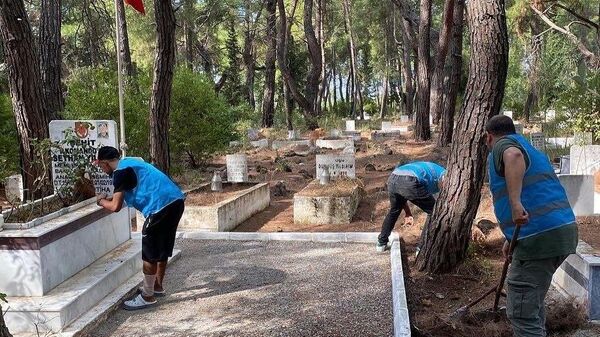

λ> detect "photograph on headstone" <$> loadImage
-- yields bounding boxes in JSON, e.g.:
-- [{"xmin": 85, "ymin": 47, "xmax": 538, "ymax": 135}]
[
  {"xmin": 316, "ymin": 154, "xmax": 356, "ymax": 179},
  {"xmin": 226, "ymin": 154, "xmax": 249, "ymax": 182},
  {"xmin": 49, "ymin": 120, "xmax": 118, "ymax": 196}
]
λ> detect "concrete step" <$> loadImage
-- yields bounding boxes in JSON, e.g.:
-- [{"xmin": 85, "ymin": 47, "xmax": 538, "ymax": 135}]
[{"xmin": 5, "ymin": 238, "xmax": 143, "ymax": 334}]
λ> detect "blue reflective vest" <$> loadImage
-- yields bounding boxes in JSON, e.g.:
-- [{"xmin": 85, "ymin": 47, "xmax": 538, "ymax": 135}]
[
  {"xmin": 393, "ymin": 161, "xmax": 446, "ymax": 194},
  {"xmin": 115, "ymin": 158, "xmax": 185, "ymax": 217},
  {"xmin": 488, "ymin": 134, "xmax": 575, "ymax": 241}
]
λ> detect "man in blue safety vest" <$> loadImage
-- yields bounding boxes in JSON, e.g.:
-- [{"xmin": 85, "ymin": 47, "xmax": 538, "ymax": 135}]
[
  {"xmin": 376, "ymin": 161, "xmax": 446, "ymax": 254},
  {"xmin": 486, "ymin": 115, "xmax": 578, "ymax": 337},
  {"xmin": 95, "ymin": 146, "xmax": 185, "ymax": 311}
]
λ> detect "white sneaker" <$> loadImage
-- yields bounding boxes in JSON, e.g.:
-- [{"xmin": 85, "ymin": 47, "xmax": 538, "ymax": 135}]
[
  {"xmin": 123, "ymin": 294, "xmax": 157, "ymax": 311},
  {"xmin": 376, "ymin": 243, "xmax": 388, "ymax": 253}
]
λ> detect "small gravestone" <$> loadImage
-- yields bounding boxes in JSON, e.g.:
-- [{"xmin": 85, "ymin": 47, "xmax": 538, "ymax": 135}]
[
  {"xmin": 560, "ymin": 156, "xmax": 570, "ymax": 174},
  {"xmin": 226, "ymin": 154, "xmax": 249, "ymax": 182},
  {"xmin": 346, "ymin": 120, "xmax": 356, "ymax": 132},
  {"xmin": 574, "ymin": 132, "xmax": 593, "ymax": 145},
  {"xmin": 287, "ymin": 130, "xmax": 299, "ymax": 140},
  {"xmin": 381, "ymin": 121, "xmax": 393, "ymax": 131},
  {"xmin": 49, "ymin": 120, "xmax": 118, "ymax": 196},
  {"xmin": 545, "ymin": 109, "xmax": 556, "ymax": 122},
  {"xmin": 514, "ymin": 121, "xmax": 524, "ymax": 134},
  {"xmin": 4, "ymin": 174, "xmax": 23, "ymax": 203},
  {"xmin": 503, "ymin": 110, "xmax": 513, "ymax": 119},
  {"xmin": 316, "ymin": 154, "xmax": 356, "ymax": 179},
  {"xmin": 400, "ymin": 115, "xmax": 409, "ymax": 123},
  {"xmin": 330, "ymin": 129, "xmax": 341, "ymax": 138},
  {"xmin": 247, "ymin": 128, "xmax": 260, "ymax": 141},
  {"xmin": 530, "ymin": 132, "xmax": 545, "ymax": 151}
]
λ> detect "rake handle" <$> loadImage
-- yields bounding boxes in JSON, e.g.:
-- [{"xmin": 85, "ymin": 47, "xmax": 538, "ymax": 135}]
[{"xmin": 493, "ymin": 225, "xmax": 521, "ymax": 311}]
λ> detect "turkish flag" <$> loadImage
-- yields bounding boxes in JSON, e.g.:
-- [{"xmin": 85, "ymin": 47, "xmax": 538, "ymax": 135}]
[{"xmin": 124, "ymin": 0, "xmax": 145, "ymax": 15}]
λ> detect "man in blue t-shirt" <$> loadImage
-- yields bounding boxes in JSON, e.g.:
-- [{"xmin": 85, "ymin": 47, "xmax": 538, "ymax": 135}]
[{"xmin": 377, "ymin": 161, "xmax": 446, "ymax": 253}]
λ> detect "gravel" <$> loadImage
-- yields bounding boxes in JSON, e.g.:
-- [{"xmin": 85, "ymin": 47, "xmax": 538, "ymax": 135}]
[{"xmin": 88, "ymin": 240, "xmax": 393, "ymax": 337}]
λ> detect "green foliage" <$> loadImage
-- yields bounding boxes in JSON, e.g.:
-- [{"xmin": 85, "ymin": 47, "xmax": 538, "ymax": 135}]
[
  {"xmin": 222, "ymin": 19, "xmax": 244, "ymax": 105},
  {"xmin": 170, "ymin": 68, "xmax": 237, "ymax": 166},
  {"xmin": 556, "ymin": 71, "xmax": 600, "ymax": 141},
  {"xmin": 0, "ymin": 292, "xmax": 6, "ymax": 303},
  {"xmin": 0, "ymin": 94, "xmax": 19, "ymax": 181},
  {"xmin": 63, "ymin": 67, "xmax": 151, "ymax": 156}
]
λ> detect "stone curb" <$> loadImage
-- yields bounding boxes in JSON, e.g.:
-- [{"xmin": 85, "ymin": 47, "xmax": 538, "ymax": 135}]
[
  {"xmin": 175, "ymin": 231, "xmax": 399, "ymax": 243},
  {"xmin": 391, "ymin": 241, "xmax": 411, "ymax": 337}
]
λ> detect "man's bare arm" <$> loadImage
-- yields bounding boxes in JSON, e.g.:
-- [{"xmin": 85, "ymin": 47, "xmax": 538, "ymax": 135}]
[
  {"xmin": 97, "ymin": 192, "xmax": 125, "ymax": 212},
  {"xmin": 502, "ymin": 147, "xmax": 529, "ymax": 225}
]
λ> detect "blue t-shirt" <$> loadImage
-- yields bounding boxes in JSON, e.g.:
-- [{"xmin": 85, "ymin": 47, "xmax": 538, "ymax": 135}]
[{"xmin": 392, "ymin": 161, "xmax": 446, "ymax": 194}]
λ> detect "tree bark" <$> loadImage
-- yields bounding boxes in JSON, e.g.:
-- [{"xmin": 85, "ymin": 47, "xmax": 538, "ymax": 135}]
[
  {"xmin": 0, "ymin": 0, "xmax": 50, "ymax": 201},
  {"xmin": 438, "ymin": 0, "xmax": 464, "ymax": 147},
  {"xmin": 261, "ymin": 0, "xmax": 276, "ymax": 127},
  {"xmin": 116, "ymin": 0, "xmax": 134, "ymax": 76},
  {"xmin": 523, "ymin": 6, "xmax": 544, "ymax": 122},
  {"xmin": 0, "ymin": 304, "xmax": 13, "ymax": 337},
  {"xmin": 242, "ymin": 0, "xmax": 259, "ymax": 110},
  {"xmin": 316, "ymin": 0, "xmax": 327, "ymax": 114},
  {"xmin": 149, "ymin": 0, "xmax": 176, "ymax": 174},
  {"xmin": 430, "ymin": 0, "xmax": 455, "ymax": 125},
  {"xmin": 415, "ymin": 0, "xmax": 432, "ymax": 141},
  {"xmin": 40, "ymin": 0, "xmax": 63, "ymax": 120},
  {"xmin": 416, "ymin": 0, "xmax": 509, "ymax": 273},
  {"xmin": 343, "ymin": 0, "xmax": 363, "ymax": 119},
  {"xmin": 183, "ymin": 0, "xmax": 195, "ymax": 70},
  {"xmin": 332, "ymin": 47, "xmax": 337, "ymax": 106},
  {"xmin": 394, "ymin": 9, "xmax": 414, "ymax": 117},
  {"xmin": 303, "ymin": 0, "xmax": 322, "ymax": 117}
]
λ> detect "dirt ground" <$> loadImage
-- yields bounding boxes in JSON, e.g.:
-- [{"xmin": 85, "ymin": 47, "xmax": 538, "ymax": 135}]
[
  {"xmin": 178, "ymin": 133, "xmax": 600, "ymax": 337},
  {"xmin": 186, "ymin": 183, "xmax": 258, "ymax": 206}
]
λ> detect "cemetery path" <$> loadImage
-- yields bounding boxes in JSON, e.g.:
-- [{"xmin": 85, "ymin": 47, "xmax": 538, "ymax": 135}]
[{"xmin": 88, "ymin": 240, "xmax": 393, "ymax": 337}]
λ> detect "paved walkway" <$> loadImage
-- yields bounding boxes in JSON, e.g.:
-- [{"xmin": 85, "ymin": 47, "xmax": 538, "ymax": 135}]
[{"xmin": 89, "ymin": 240, "xmax": 393, "ymax": 337}]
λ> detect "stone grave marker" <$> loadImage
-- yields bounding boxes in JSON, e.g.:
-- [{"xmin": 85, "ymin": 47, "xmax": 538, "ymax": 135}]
[
  {"xmin": 400, "ymin": 115, "xmax": 409, "ymax": 123},
  {"xmin": 226, "ymin": 154, "xmax": 249, "ymax": 182},
  {"xmin": 574, "ymin": 132, "xmax": 593, "ymax": 146},
  {"xmin": 4, "ymin": 174, "xmax": 23, "ymax": 203},
  {"xmin": 381, "ymin": 121, "xmax": 393, "ymax": 131},
  {"xmin": 530, "ymin": 132, "xmax": 545, "ymax": 151},
  {"xmin": 316, "ymin": 154, "xmax": 356, "ymax": 179},
  {"xmin": 570, "ymin": 145, "xmax": 600, "ymax": 214},
  {"xmin": 49, "ymin": 120, "xmax": 118, "ymax": 196},
  {"xmin": 545, "ymin": 109, "xmax": 556, "ymax": 122},
  {"xmin": 346, "ymin": 120, "xmax": 356, "ymax": 132},
  {"xmin": 247, "ymin": 128, "xmax": 260, "ymax": 141},
  {"xmin": 514, "ymin": 121, "xmax": 524, "ymax": 134},
  {"xmin": 503, "ymin": 110, "xmax": 513, "ymax": 119}
]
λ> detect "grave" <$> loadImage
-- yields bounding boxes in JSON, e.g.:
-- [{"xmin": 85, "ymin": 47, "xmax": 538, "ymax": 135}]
[
  {"xmin": 346, "ymin": 120, "xmax": 356, "ymax": 132},
  {"xmin": 315, "ymin": 154, "xmax": 356, "ymax": 179},
  {"xmin": 4, "ymin": 174, "xmax": 23, "ymax": 203},
  {"xmin": 530, "ymin": 132, "xmax": 545, "ymax": 151},
  {"xmin": 552, "ymin": 240, "xmax": 600, "ymax": 320},
  {"xmin": 293, "ymin": 180, "xmax": 363, "ymax": 225},
  {"xmin": 272, "ymin": 139, "xmax": 312, "ymax": 150},
  {"xmin": 382, "ymin": 121, "xmax": 393, "ymax": 131},
  {"xmin": 226, "ymin": 154, "xmax": 249, "ymax": 183},
  {"xmin": 247, "ymin": 128, "xmax": 260, "ymax": 141},
  {"xmin": 400, "ymin": 115, "xmax": 410, "ymax": 123},
  {"xmin": 315, "ymin": 138, "xmax": 355, "ymax": 150},
  {"xmin": 503, "ymin": 110, "xmax": 513, "ymax": 119},
  {"xmin": 138, "ymin": 182, "xmax": 270, "ymax": 232},
  {"xmin": 342, "ymin": 130, "xmax": 362, "ymax": 141},
  {"xmin": 558, "ymin": 174, "xmax": 595, "ymax": 216},
  {"xmin": 546, "ymin": 137, "xmax": 574, "ymax": 149},
  {"xmin": 570, "ymin": 145, "xmax": 600, "ymax": 213},
  {"xmin": 250, "ymin": 138, "xmax": 270, "ymax": 149},
  {"xmin": 514, "ymin": 121, "xmax": 524, "ymax": 134},
  {"xmin": 371, "ymin": 129, "xmax": 401, "ymax": 141}
]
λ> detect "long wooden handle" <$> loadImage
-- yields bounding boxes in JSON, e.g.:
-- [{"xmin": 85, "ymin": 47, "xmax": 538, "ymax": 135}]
[{"xmin": 493, "ymin": 225, "xmax": 521, "ymax": 311}]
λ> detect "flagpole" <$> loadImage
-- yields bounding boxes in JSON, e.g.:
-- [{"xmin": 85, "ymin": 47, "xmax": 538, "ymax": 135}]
[{"xmin": 114, "ymin": 0, "xmax": 127, "ymax": 156}]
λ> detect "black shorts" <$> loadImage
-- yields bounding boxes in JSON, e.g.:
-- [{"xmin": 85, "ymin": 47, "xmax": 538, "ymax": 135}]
[{"xmin": 142, "ymin": 199, "xmax": 185, "ymax": 263}]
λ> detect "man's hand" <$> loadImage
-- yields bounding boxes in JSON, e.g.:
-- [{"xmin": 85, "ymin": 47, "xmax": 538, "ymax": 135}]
[
  {"xmin": 96, "ymin": 193, "xmax": 107, "ymax": 206},
  {"xmin": 403, "ymin": 216, "xmax": 414, "ymax": 227},
  {"xmin": 511, "ymin": 201, "xmax": 529, "ymax": 226}
]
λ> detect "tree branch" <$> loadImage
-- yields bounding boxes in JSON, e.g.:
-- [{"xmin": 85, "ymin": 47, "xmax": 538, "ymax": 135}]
[{"xmin": 554, "ymin": 3, "xmax": 599, "ymax": 29}]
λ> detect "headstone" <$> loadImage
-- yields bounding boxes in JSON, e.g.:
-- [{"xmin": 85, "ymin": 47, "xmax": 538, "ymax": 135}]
[
  {"xmin": 226, "ymin": 154, "xmax": 249, "ymax": 182},
  {"xmin": 514, "ymin": 121, "xmax": 524, "ymax": 134},
  {"xmin": 530, "ymin": 132, "xmax": 545, "ymax": 151},
  {"xmin": 4, "ymin": 174, "xmax": 23, "ymax": 203},
  {"xmin": 346, "ymin": 120, "xmax": 356, "ymax": 132},
  {"xmin": 503, "ymin": 110, "xmax": 514, "ymax": 119},
  {"xmin": 49, "ymin": 120, "xmax": 118, "ymax": 196},
  {"xmin": 287, "ymin": 130, "xmax": 299, "ymax": 140},
  {"xmin": 560, "ymin": 156, "xmax": 570, "ymax": 175},
  {"xmin": 574, "ymin": 132, "xmax": 593, "ymax": 145},
  {"xmin": 570, "ymin": 145, "xmax": 600, "ymax": 214},
  {"xmin": 381, "ymin": 121, "xmax": 393, "ymax": 131},
  {"xmin": 545, "ymin": 109, "xmax": 556, "ymax": 122},
  {"xmin": 247, "ymin": 128, "xmax": 260, "ymax": 141},
  {"xmin": 400, "ymin": 115, "xmax": 409, "ymax": 123},
  {"xmin": 316, "ymin": 154, "xmax": 356, "ymax": 179},
  {"xmin": 330, "ymin": 129, "xmax": 341, "ymax": 138}
]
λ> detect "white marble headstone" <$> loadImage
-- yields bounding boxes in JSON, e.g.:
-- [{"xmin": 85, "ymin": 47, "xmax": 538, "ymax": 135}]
[
  {"xmin": 530, "ymin": 132, "xmax": 545, "ymax": 151},
  {"xmin": 381, "ymin": 121, "xmax": 393, "ymax": 131},
  {"xmin": 226, "ymin": 154, "xmax": 249, "ymax": 182},
  {"xmin": 514, "ymin": 122, "xmax": 524, "ymax": 134},
  {"xmin": 49, "ymin": 120, "xmax": 118, "ymax": 196},
  {"xmin": 570, "ymin": 145, "xmax": 600, "ymax": 175},
  {"xmin": 4, "ymin": 174, "xmax": 23, "ymax": 203},
  {"xmin": 503, "ymin": 111, "xmax": 513, "ymax": 119},
  {"xmin": 545, "ymin": 109, "xmax": 556, "ymax": 122},
  {"xmin": 316, "ymin": 154, "xmax": 356, "ymax": 179},
  {"xmin": 346, "ymin": 120, "xmax": 356, "ymax": 132},
  {"xmin": 400, "ymin": 115, "xmax": 409, "ymax": 123}
]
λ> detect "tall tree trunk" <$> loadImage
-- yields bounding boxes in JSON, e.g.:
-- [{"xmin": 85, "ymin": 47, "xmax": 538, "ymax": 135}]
[
  {"xmin": 183, "ymin": 0, "xmax": 195, "ymax": 70},
  {"xmin": 338, "ymin": 70, "xmax": 345, "ymax": 104},
  {"xmin": 40, "ymin": 0, "xmax": 63, "ymax": 120},
  {"xmin": 284, "ymin": 83, "xmax": 294, "ymax": 130},
  {"xmin": 415, "ymin": 0, "xmax": 432, "ymax": 141},
  {"xmin": 316, "ymin": 0, "xmax": 327, "ymax": 114},
  {"xmin": 0, "ymin": 305, "xmax": 12, "ymax": 337},
  {"xmin": 261, "ymin": 0, "xmax": 276, "ymax": 127},
  {"xmin": 438, "ymin": 0, "xmax": 464, "ymax": 147},
  {"xmin": 83, "ymin": 0, "xmax": 101, "ymax": 67},
  {"xmin": 343, "ymin": 0, "xmax": 362, "ymax": 119},
  {"xmin": 116, "ymin": 0, "xmax": 134, "ymax": 76},
  {"xmin": 332, "ymin": 48, "xmax": 337, "ymax": 106},
  {"xmin": 430, "ymin": 0, "xmax": 456, "ymax": 125},
  {"xmin": 277, "ymin": 0, "xmax": 319, "ymax": 129},
  {"xmin": 242, "ymin": 1, "xmax": 257, "ymax": 110},
  {"xmin": 416, "ymin": 0, "xmax": 509, "ymax": 273},
  {"xmin": 394, "ymin": 9, "xmax": 414, "ymax": 117},
  {"xmin": 523, "ymin": 9, "xmax": 543, "ymax": 122},
  {"xmin": 0, "ymin": 0, "xmax": 50, "ymax": 201},
  {"xmin": 149, "ymin": 0, "xmax": 176, "ymax": 174}
]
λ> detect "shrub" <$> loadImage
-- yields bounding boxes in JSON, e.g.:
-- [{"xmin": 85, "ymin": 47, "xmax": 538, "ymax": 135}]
[{"xmin": 0, "ymin": 94, "xmax": 19, "ymax": 182}]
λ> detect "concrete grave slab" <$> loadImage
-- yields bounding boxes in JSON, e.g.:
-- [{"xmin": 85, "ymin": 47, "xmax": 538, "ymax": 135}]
[
  {"xmin": 371, "ymin": 130, "xmax": 401, "ymax": 141},
  {"xmin": 559, "ymin": 174, "xmax": 595, "ymax": 216},
  {"xmin": 315, "ymin": 138, "xmax": 354, "ymax": 150},
  {"xmin": 293, "ymin": 180, "xmax": 363, "ymax": 225},
  {"xmin": 271, "ymin": 139, "xmax": 311, "ymax": 150}
]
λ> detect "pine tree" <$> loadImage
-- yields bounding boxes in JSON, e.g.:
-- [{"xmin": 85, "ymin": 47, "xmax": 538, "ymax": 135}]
[{"xmin": 223, "ymin": 19, "xmax": 243, "ymax": 105}]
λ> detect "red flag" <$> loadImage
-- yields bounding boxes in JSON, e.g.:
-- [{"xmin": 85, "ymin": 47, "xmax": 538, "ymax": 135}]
[{"xmin": 124, "ymin": 0, "xmax": 145, "ymax": 15}]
